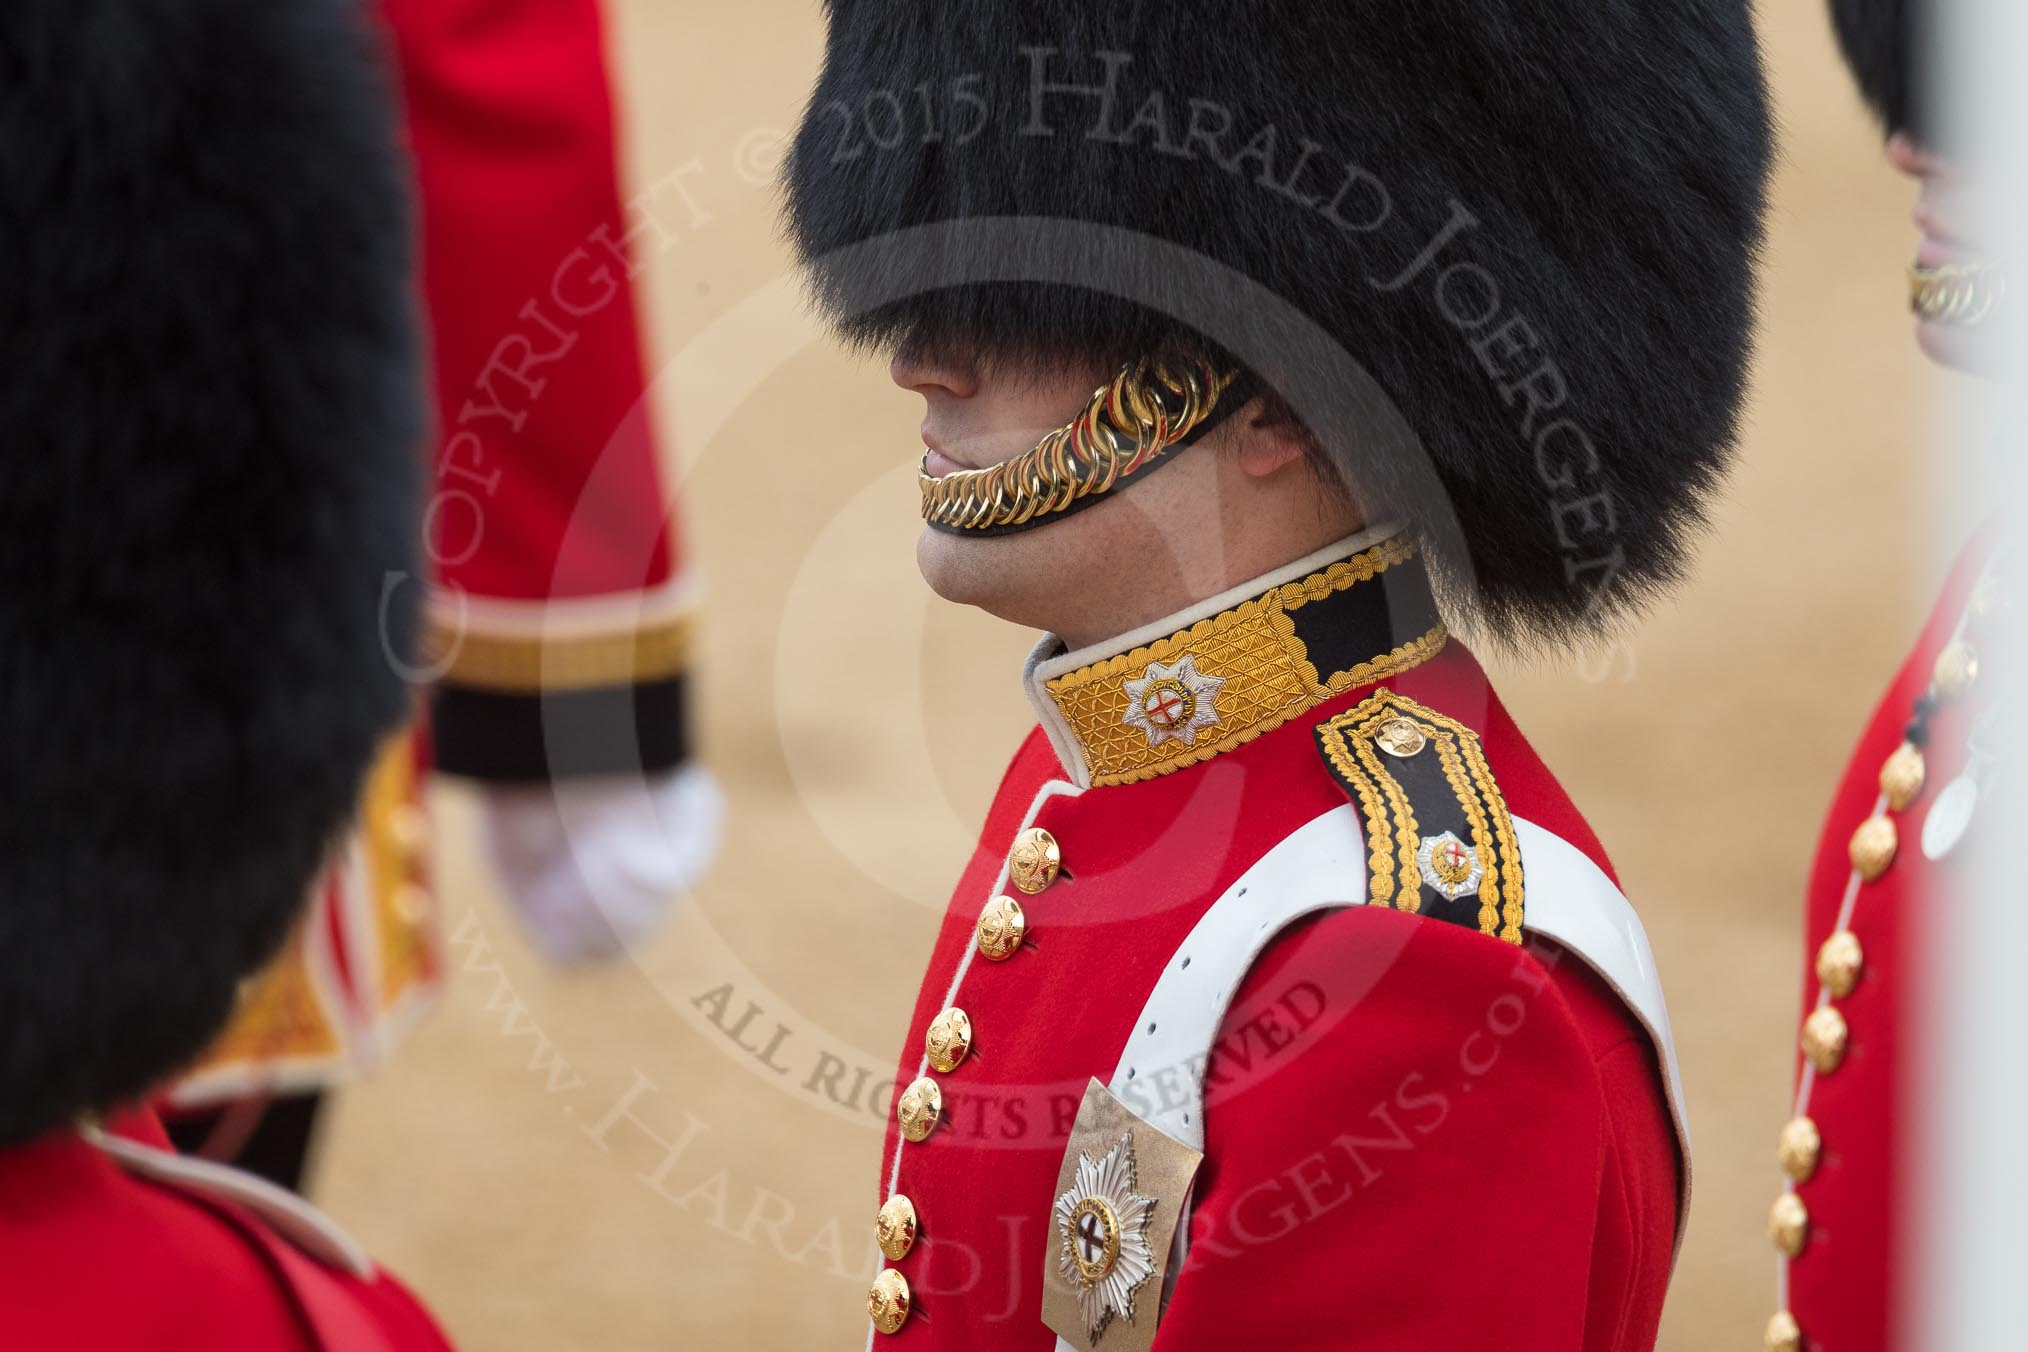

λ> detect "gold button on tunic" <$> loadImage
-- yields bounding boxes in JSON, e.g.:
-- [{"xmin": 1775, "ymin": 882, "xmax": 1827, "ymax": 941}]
[
  {"xmin": 1815, "ymin": 930, "xmax": 1864, "ymax": 999},
  {"xmin": 1932, "ymin": 638, "xmax": 1979, "ymax": 700},
  {"xmin": 389, "ymin": 802, "xmax": 431, "ymax": 854},
  {"xmin": 1879, "ymin": 742, "xmax": 1926, "ymax": 811},
  {"xmin": 1777, "ymin": 1116, "xmax": 1822, "ymax": 1183},
  {"xmin": 975, "ymin": 895, "xmax": 1027, "ymax": 961},
  {"xmin": 925, "ymin": 1007, "xmax": 974, "ymax": 1074},
  {"xmin": 1848, "ymin": 815, "xmax": 1898, "ymax": 882},
  {"xmin": 1374, "ymin": 717, "xmax": 1427, "ymax": 758},
  {"xmin": 876, "ymin": 1194, "xmax": 918, "ymax": 1262},
  {"xmin": 1768, "ymin": 1192, "xmax": 1810, "ymax": 1258},
  {"xmin": 392, "ymin": 884, "xmax": 431, "ymax": 928},
  {"xmin": 868, "ymin": 1269, "xmax": 912, "ymax": 1334},
  {"xmin": 897, "ymin": 1076, "xmax": 943, "ymax": 1144},
  {"xmin": 1802, "ymin": 1007, "xmax": 1849, "ymax": 1074},
  {"xmin": 1009, "ymin": 827, "xmax": 1062, "ymax": 894}
]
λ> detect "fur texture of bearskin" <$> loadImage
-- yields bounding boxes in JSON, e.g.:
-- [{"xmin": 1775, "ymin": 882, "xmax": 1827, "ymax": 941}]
[
  {"xmin": 0, "ymin": 0, "xmax": 422, "ymax": 1144},
  {"xmin": 785, "ymin": 1, "xmax": 1773, "ymax": 643},
  {"xmin": 1829, "ymin": 0, "xmax": 1924, "ymax": 140}
]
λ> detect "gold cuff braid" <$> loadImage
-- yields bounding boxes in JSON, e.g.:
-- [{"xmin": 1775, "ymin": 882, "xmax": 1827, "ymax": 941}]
[
  {"xmin": 1909, "ymin": 261, "xmax": 2007, "ymax": 328},
  {"xmin": 918, "ymin": 352, "xmax": 1239, "ymax": 533},
  {"xmin": 425, "ymin": 613, "xmax": 693, "ymax": 692}
]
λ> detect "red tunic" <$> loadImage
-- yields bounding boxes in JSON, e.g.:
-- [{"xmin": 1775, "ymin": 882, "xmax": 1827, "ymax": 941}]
[
  {"xmin": 868, "ymin": 543, "xmax": 1681, "ymax": 1349},
  {"xmin": 0, "ymin": 1117, "xmax": 451, "ymax": 1350},
  {"xmin": 1776, "ymin": 535, "xmax": 1999, "ymax": 1351}
]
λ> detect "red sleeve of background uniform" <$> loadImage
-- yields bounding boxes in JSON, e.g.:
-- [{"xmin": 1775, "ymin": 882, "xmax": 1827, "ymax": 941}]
[
  {"xmin": 0, "ymin": 1131, "xmax": 455, "ymax": 1352},
  {"xmin": 1152, "ymin": 909, "xmax": 1677, "ymax": 1351},
  {"xmin": 378, "ymin": 0, "xmax": 697, "ymax": 782}
]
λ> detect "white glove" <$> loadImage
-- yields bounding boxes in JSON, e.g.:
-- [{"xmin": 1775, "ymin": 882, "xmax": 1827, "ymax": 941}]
[{"xmin": 478, "ymin": 763, "xmax": 724, "ymax": 965}]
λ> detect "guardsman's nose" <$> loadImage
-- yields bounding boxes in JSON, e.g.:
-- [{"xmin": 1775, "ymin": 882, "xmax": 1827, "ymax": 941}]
[{"xmin": 890, "ymin": 346, "xmax": 978, "ymax": 400}]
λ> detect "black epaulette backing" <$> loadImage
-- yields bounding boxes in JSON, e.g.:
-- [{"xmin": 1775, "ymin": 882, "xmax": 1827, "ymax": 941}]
[{"xmin": 1313, "ymin": 689, "xmax": 1526, "ymax": 944}]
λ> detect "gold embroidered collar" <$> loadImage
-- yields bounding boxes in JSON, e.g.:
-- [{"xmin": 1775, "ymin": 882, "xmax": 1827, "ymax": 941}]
[{"xmin": 1024, "ymin": 530, "xmax": 1447, "ymax": 789}]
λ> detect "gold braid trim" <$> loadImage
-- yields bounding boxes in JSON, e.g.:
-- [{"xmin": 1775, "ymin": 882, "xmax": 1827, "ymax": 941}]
[
  {"xmin": 1041, "ymin": 540, "xmax": 1445, "ymax": 787},
  {"xmin": 1431, "ymin": 729, "xmax": 1503, "ymax": 936},
  {"xmin": 1368, "ymin": 732, "xmax": 1425, "ymax": 910},
  {"xmin": 919, "ymin": 352, "xmax": 1238, "ymax": 532},
  {"xmin": 1336, "ymin": 751, "xmax": 1399, "ymax": 906},
  {"xmin": 1459, "ymin": 733, "xmax": 1527, "ymax": 941},
  {"xmin": 426, "ymin": 612, "xmax": 694, "ymax": 692}
]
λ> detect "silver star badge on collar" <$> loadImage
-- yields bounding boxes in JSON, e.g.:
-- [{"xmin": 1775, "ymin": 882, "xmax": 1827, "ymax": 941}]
[{"xmin": 1121, "ymin": 655, "xmax": 1225, "ymax": 749}]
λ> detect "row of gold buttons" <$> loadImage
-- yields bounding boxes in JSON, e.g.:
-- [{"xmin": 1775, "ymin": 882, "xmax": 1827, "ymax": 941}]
[
  {"xmin": 868, "ymin": 826, "xmax": 1061, "ymax": 1336},
  {"xmin": 1765, "ymin": 635, "xmax": 1982, "ymax": 1352}
]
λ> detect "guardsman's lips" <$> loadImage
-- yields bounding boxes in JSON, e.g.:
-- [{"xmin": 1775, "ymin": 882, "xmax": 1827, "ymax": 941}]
[
  {"xmin": 919, "ymin": 417, "xmax": 1083, "ymax": 479},
  {"xmin": 1913, "ymin": 203, "xmax": 1981, "ymax": 269},
  {"xmin": 920, "ymin": 427, "xmax": 981, "ymax": 480},
  {"xmin": 1894, "ymin": 135, "xmax": 1986, "ymax": 270},
  {"xmin": 920, "ymin": 434, "xmax": 975, "ymax": 478}
]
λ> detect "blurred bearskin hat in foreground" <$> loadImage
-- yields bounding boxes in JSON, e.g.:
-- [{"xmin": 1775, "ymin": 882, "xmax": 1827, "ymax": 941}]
[
  {"xmin": 785, "ymin": 1, "xmax": 1773, "ymax": 643},
  {"xmin": 1829, "ymin": 0, "xmax": 1928, "ymax": 142},
  {"xmin": 0, "ymin": 0, "xmax": 422, "ymax": 1144}
]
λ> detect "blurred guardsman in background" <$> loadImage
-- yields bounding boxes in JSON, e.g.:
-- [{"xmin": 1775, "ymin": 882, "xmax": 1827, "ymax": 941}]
[
  {"xmin": 0, "ymin": 0, "xmax": 453, "ymax": 1344},
  {"xmin": 784, "ymin": 3, "xmax": 1770, "ymax": 1347},
  {"xmin": 1764, "ymin": 4, "xmax": 2009, "ymax": 1349},
  {"xmin": 166, "ymin": 0, "xmax": 721, "ymax": 1190}
]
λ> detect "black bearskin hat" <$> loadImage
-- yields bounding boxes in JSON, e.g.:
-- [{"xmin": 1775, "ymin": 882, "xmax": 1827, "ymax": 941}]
[
  {"xmin": 785, "ymin": 2, "xmax": 1773, "ymax": 642},
  {"xmin": 0, "ymin": 0, "xmax": 422, "ymax": 1143},
  {"xmin": 1828, "ymin": 0, "xmax": 1929, "ymax": 142}
]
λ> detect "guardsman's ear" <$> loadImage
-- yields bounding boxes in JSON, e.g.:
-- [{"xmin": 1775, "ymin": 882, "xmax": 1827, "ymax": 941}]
[{"xmin": 1232, "ymin": 399, "xmax": 1318, "ymax": 479}]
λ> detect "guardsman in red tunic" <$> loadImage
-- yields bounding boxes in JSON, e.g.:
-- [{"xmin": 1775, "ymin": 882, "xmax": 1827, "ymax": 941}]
[
  {"xmin": 1763, "ymin": 5, "xmax": 2008, "ymax": 1350},
  {"xmin": 0, "ymin": 0, "xmax": 450, "ymax": 1344},
  {"xmin": 166, "ymin": 0, "xmax": 721, "ymax": 1186},
  {"xmin": 782, "ymin": 4, "xmax": 1772, "ymax": 1347}
]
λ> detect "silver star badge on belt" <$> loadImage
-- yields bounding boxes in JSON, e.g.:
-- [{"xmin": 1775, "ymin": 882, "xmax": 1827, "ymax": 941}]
[{"xmin": 1053, "ymin": 1131, "xmax": 1158, "ymax": 1343}]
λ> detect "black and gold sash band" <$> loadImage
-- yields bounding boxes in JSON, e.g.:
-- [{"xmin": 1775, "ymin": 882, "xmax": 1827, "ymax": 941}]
[
  {"xmin": 424, "ymin": 609, "xmax": 696, "ymax": 782},
  {"xmin": 1314, "ymin": 689, "xmax": 1526, "ymax": 945}
]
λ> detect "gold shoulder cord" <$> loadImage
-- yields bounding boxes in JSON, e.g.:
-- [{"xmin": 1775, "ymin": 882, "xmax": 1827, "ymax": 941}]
[{"xmin": 919, "ymin": 352, "xmax": 1238, "ymax": 534}]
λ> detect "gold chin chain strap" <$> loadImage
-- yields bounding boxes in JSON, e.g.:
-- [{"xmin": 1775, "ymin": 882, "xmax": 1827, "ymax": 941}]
[
  {"xmin": 1909, "ymin": 261, "xmax": 2008, "ymax": 327},
  {"xmin": 918, "ymin": 352, "xmax": 1239, "ymax": 534}
]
